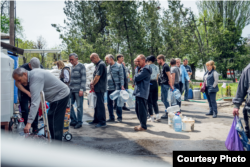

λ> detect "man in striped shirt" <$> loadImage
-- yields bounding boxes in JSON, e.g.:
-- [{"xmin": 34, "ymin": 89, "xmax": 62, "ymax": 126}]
[{"xmin": 69, "ymin": 53, "xmax": 86, "ymax": 129}]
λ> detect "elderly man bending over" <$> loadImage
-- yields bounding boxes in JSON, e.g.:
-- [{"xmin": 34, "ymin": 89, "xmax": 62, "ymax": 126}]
[{"xmin": 12, "ymin": 67, "xmax": 70, "ymax": 141}]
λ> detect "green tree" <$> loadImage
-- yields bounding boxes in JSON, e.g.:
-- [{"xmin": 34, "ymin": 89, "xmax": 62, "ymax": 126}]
[{"xmin": 196, "ymin": 1, "xmax": 250, "ymax": 33}]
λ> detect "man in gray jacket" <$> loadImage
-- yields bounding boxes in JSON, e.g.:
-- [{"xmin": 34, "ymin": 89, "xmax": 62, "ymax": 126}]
[
  {"xmin": 69, "ymin": 53, "xmax": 86, "ymax": 129},
  {"xmin": 105, "ymin": 54, "xmax": 124, "ymax": 123},
  {"xmin": 233, "ymin": 63, "xmax": 250, "ymax": 139},
  {"xmin": 12, "ymin": 68, "xmax": 70, "ymax": 141},
  {"xmin": 133, "ymin": 54, "xmax": 152, "ymax": 131}
]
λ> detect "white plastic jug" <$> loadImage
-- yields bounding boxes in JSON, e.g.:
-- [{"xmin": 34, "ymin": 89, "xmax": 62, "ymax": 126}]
[
  {"xmin": 168, "ymin": 112, "xmax": 175, "ymax": 126},
  {"xmin": 167, "ymin": 105, "xmax": 180, "ymax": 113},
  {"xmin": 109, "ymin": 90, "xmax": 120, "ymax": 100}
]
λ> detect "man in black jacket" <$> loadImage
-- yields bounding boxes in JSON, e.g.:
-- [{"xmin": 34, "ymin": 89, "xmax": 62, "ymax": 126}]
[
  {"xmin": 233, "ymin": 64, "xmax": 250, "ymax": 139},
  {"xmin": 16, "ymin": 57, "xmax": 43, "ymax": 132}
]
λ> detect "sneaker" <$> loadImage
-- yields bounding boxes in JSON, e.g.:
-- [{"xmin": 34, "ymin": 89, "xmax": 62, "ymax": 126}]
[
  {"xmin": 147, "ymin": 117, "xmax": 154, "ymax": 122},
  {"xmin": 155, "ymin": 114, "xmax": 161, "ymax": 122},
  {"xmin": 74, "ymin": 123, "xmax": 82, "ymax": 129},
  {"xmin": 116, "ymin": 118, "xmax": 122, "ymax": 123},
  {"xmin": 161, "ymin": 113, "xmax": 168, "ymax": 119},
  {"xmin": 122, "ymin": 106, "xmax": 130, "ymax": 111},
  {"xmin": 70, "ymin": 122, "xmax": 77, "ymax": 126}
]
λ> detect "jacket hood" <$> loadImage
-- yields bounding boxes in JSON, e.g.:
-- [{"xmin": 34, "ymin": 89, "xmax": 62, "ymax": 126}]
[{"xmin": 142, "ymin": 64, "xmax": 152, "ymax": 74}]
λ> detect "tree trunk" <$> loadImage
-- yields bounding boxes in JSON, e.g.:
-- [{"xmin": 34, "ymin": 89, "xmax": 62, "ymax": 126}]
[
  {"xmin": 222, "ymin": 70, "xmax": 227, "ymax": 79},
  {"xmin": 190, "ymin": 63, "xmax": 196, "ymax": 80},
  {"xmin": 23, "ymin": 56, "xmax": 27, "ymax": 64}
]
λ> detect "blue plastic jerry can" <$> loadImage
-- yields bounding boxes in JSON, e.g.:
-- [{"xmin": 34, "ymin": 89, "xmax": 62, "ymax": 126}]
[
  {"xmin": 203, "ymin": 93, "xmax": 207, "ymax": 100},
  {"xmin": 188, "ymin": 88, "xmax": 193, "ymax": 99}
]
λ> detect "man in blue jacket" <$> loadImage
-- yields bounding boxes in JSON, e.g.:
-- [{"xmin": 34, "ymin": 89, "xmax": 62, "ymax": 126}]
[{"xmin": 133, "ymin": 54, "xmax": 152, "ymax": 131}]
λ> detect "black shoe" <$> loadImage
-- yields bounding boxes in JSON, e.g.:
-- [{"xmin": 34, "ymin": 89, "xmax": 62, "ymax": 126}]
[
  {"xmin": 88, "ymin": 121, "xmax": 97, "ymax": 125},
  {"xmin": 161, "ymin": 113, "xmax": 168, "ymax": 119},
  {"xmin": 74, "ymin": 123, "xmax": 82, "ymax": 129},
  {"xmin": 213, "ymin": 113, "xmax": 217, "ymax": 118},
  {"xmin": 116, "ymin": 119, "xmax": 122, "ymax": 123},
  {"xmin": 95, "ymin": 124, "xmax": 107, "ymax": 128},
  {"xmin": 122, "ymin": 106, "xmax": 130, "ymax": 111},
  {"xmin": 184, "ymin": 99, "xmax": 190, "ymax": 102},
  {"xmin": 206, "ymin": 112, "xmax": 213, "ymax": 116},
  {"xmin": 70, "ymin": 122, "xmax": 77, "ymax": 126},
  {"xmin": 106, "ymin": 119, "xmax": 115, "ymax": 122}
]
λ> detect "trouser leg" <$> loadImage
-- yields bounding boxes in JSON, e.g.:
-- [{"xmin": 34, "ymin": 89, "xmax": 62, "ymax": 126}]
[
  {"xmin": 184, "ymin": 81, "xmax": 189, "ymax": 100},
  {"xmin": 205, "ymin": 90, "xmax": 213, "ymax": 113},
  {"xmin": 20, "ymin": 97, "xmax": 29, "ymax": 125},
  {"xmin": 107, "ymin": 90, "xmax": 115, "ymax": 120},
  {"xmin": 161, "ymin": 84, "xmax": 170, "ymax": 110},
  {"xmin": 70, "ymin": 92, "xmax": 77, "ymax": 124},
  {"xmin": 137, "ymin": 97, "xmax": 147, "ymax": 130},
  {"xmin": 209, "ymin": 92, "xmax": 217, "ymax": 114},
  {"xmin": 243, "ymin": 107, "xmax": 250, "ymax": 138},
  {"xmin": 75, "ymin": 94, "xmax": 83, "ymax": 124},
  {"xmin": 95, "ymin": 92, "xmax": 106, "ymax": 125},
  {"xmin": 48, "ymin": 95, "xmax": 69, "ymax": 141},
  {"xmin": 147, "ymin": 90, "xmax": 154, "ymax": 116},
  {"xmin": 151, "ymin": 80, "xmax": 159, "ymax": 115}
]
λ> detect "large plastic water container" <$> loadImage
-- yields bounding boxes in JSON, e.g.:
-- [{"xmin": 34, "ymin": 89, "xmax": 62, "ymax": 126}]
[
  {"xmin": 203, "ymin": 93, "xmax": 207, "ymax": 100},
  {"xmin": 188, "ymin": 88, "xmax": 193, "ymax": 99},
  {"xmin": 182, "ymin": 116, "xmax": 195, "ymax": 132},
  {"xmin": 193, "ymin": 88, "xmax": 201, "ymax": 100},
  {"xmin": 109, "ymin": 90, "xmax": 120, "ymax": 100},
  {"xmin": 120, "ymin": 90, "xmax": 129, "ymax": 100},
  {"xmin": 1, "ymin": 49, "xmax": 14, "ymax": 122},
  {"xmin": 8, "ymin": 51, "xmax": 19, "ymax": 103},
  {"xmin": 126, "ymin": 96, "xmax": 135, "ymax": 109},
  {"xmin": 173, "ymin": 114, "xmax": 182, "ymax": 132},
  {"xmin": 117, "ymin": 96, "xmax": 125, "ymax": 107}
]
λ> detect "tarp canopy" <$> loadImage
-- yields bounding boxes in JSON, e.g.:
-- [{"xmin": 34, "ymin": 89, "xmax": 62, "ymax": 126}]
[{"xmin": 24, "ymin": 49, "xmax": 61, "ymax": 54}]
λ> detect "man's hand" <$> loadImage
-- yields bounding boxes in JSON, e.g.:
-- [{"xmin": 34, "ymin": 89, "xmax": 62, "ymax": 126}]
[
  {"xmin": 121, "ymin": 86, "xmax": 125, "ymax": 90},
  {"xmin": 233, "ymin": 108, "xmax": 239, "ymax": 116},
  {"xmin": 188, "ymin": 80, "xmax": 191, "ymax": 83},
  {"xmin": 171, "ymin": 86, "xmax": 174, "ymax": 90},
  {"xmin": 79, "ymin": 91, "xmax": 83, "ymax": 97},
  {"xmin": 132, "ymin": 85, "xmax": 135, "ymax": 88},
  {"xmin": 24, "ymin": 123, "xmax": 31, "ymax": 133},
  {"xmin": 26, "ymin": 91, "xmax": 31, "ymax": 98},
  {"xmin": 90, "ymin": 82, "xmax": 94, "ymax": 90},
  {"xmin": 188, "ymin": 72, "xmax": 191, "ymax": 75}
]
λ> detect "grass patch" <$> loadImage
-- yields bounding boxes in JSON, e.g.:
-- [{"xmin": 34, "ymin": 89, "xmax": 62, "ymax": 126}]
[
  {"xmin": 192, "ymin": 83, "xmax": 238, "ymax": 100},
  {"xmin": 129, "ymin": 82, "xmax": 239, "ymax": 100}
]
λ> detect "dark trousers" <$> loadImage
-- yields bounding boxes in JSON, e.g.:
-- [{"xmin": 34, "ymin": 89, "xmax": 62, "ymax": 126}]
[
  {"xmin": 205, "ymin": 89, "xmax": 217, "ymax": 114},
  {"xmin": 93, "ymin": 92, "xmax": 106, "ymax": 125},
  {"xmin": 243, "ymin": 107, "xmax": 250, "ymax": 138},
  {"xmin": 48, "ymin": 95, "xmax": 69, "ymax": 141},
  {"xmin": 107, "ymin": 90, "xmax": 122, "ymax": 120},
  {"xmin": 20, "ymin": 93, "xmax": 38, "ymax": 131},
  {"xmin": 135, "ymin": 97, "xmax": 147, "ymax": 130},
  {"xmin": 147, "ymin": 80, "xmax": 159, "ymax": 115},
  {"xmin": 174, "ymin": 83, "xmax": 181, "ymax": 107}
]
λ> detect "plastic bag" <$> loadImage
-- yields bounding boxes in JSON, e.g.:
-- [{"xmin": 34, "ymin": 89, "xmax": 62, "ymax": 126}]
[
  {"xmin": 235, "ymin": 117, "xmax": 250, "ymax": 151},
  {"xmin": 225, "ymin": 116, "xmax": 244, "ymax": 151},
  {"xmin": 88, "ymin": 91, "xmax": 97, "ymax": 109}
]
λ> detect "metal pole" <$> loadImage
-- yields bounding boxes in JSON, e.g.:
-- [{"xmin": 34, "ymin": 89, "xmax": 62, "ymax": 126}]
[{"xmin": 9, "ymin": 1, "xmax": 15, "ymax": 46}]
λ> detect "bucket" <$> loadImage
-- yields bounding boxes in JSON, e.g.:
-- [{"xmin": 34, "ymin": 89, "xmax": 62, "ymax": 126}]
[{"xmin": 182, "ymin": 117, "xmax": 195, "ymax": 132}]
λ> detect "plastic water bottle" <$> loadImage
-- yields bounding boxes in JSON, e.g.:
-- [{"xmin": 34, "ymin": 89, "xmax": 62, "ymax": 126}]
[
  {"xmin": 126, "ymin": 96, "xmax": 135, "ymax": 108},
  {"xmin": 17, "ymin": 118, "xmax": 26, "ymax": 137},
  {"xmin": 104, "ymin": 92, "xmax": 107, "ymax": 103},
  {"xmin": 37, "ymin": 121, "xmax": 44, "ymax": 136},
  {"xmin": 174, "ymin": 89, "xmax": 181, "ymax": 102},
  {"xmin": 117, "ymin": 96, "xmax": 124, "ymax": 107},
  {"xmin": 173, "ymin": 114, "xmax": 182, "ymax": 132},
  {"xmin": 120, "ymin": 90, "xmax": 129, "ymax": 100},
  {"xmin": 109, "ymin": 90, "xmax": 120, "ymax": 100}
]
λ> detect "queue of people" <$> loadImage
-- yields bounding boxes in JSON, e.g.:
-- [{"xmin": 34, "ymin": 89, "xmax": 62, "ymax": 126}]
[{"xmin": 15, "ymin": 51, "xmax": 250, "ymax": 142}]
